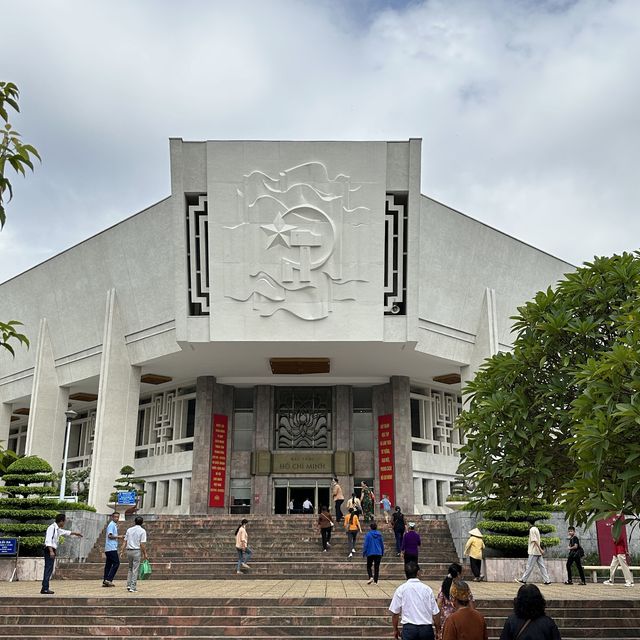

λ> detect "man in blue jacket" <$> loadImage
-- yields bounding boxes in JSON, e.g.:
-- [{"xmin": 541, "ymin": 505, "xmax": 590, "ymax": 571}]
[{"xmin": 362, "ymin": 521, "xmax": 385, "ymax": 584}]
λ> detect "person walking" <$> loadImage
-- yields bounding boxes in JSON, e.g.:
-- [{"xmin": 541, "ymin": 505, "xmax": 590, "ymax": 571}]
[
  {"xmin": 442, "ymin": 581, "xmax": 488, "ymax": 640},
  {"xmin": 302, "ymin": 497, "xmax": 314, "ymax": 514},
  {"xmin": 604, "ymin": 516, "xmax": 634, "ymax": 586},
  {"xmin": 380, "ymin": 494, "xmax": 392, "ymax": 524},
  {"xmin": 516, "ymin": 524, "xmax": 551, "ymax": 585},
  {"xmin": 234, "ymin": 518, "xmax": 253, "ymax": 575},
  {"xmin": 464, "ymin": 528, "xmax": 485, "ymax": 582},
  {"xmin": 402, "ymin": 522, "xmax": 421, "ymax": 565},
  {"xmin": 41, "ymin": 513, "xmax": 83, "ymax": 594},
  {"xmin": 360, "ymin": 481, "xmax": 375, "ymax": 522},
  {"xmin": 344, "ymin": 507, "xmax": 362, "ymax": 559},
  {"xmin": 436, "ymin": 563, "xmax": 475, "ymax": 640},
  {"xmin": 346, "ymin": 492, "xmax": 362, "ymax": 516},
  {"xmin": 362, "ymin": 521, "xmax": 385, "ymax": 584},
  {"xmin": 393, "ymin": 506, "xmax": 407, "ymax": 556},
  {"xmin": 389, "ymin": 560, "xmax": 441, "ymax": 640},
  {"xmin": 499, "ymin": 583, "xmax": 561, "ymax": 640},
  {"xmin": 332, "ymin": 477, "xmax": 345, "ymax": 522},
  {"xmin": 102, "ymin": 511, "xmax": 122, "ymax": 587},
  {"xmin": 121, "ymin": 516, "xmax": 148, "ymax": 593},
  {"xmin": 564, "ymin": 526, "xmax": 586, "ymax": 585},
  {"xmin": 317, "ymin": 505, "xmax": 334, "ymax": 551}
]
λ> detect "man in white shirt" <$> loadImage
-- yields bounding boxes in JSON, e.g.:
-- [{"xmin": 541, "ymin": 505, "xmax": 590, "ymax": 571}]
[
  {"xmin": 516, "ymin": 524, "xmax": 551, "ymax": 585},
  {"xmin": 389, "ymin": 560, "xmax": 441, "ymax": 639},
  {"xmin": 41, "ymin": 513, "xmax": 83, "ymax": 594},
  {"xmin": 302, "ymin": 498, "xmax": 313, "ymax": 514},
  {"xmin": 120, "ymin": 516, "xmax": 148, "ymax": 592}
]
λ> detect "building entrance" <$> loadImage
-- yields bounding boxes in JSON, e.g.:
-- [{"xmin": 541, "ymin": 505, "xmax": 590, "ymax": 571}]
[{"xmin": 273, "ymin": 480, "xmax": 331, "ymax": 514}]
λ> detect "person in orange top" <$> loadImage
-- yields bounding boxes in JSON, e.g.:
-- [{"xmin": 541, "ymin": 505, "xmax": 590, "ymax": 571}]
[{"xmin": 344, "ymin": 507, "xmax": 362, "ymax": 559}]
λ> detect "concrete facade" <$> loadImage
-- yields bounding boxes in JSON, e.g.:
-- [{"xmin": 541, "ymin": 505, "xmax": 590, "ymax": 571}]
[{"xmin": 0, "ymin": 139, "xmax": 573, "ymax": 515}]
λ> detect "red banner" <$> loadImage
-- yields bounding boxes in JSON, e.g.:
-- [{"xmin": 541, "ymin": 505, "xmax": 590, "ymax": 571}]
[
  {"xmin": 377, "ymin": 414, "xmax": 395, "ymax": 508},
  {"xmin": 597, "ymin": 515, "xmax": 628, "ymax": 564},
  {"xmin": 208, "ymin": 414, "xmax": 228, "ymax": 508}
]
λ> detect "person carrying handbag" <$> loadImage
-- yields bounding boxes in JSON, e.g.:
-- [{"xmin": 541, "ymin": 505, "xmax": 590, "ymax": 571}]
[
  {"xmin": 565, "ymin": 526, "xmax": 586, "ymax": 585},
  {"xmin": 317, "ymin": 506, "xmax": 334, "ymax": 551}
]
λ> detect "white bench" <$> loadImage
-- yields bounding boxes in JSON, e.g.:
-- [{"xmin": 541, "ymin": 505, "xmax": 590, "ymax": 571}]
[{"xmin": 583, "ymin": 565, "xmax": 640, "ymax": 583}]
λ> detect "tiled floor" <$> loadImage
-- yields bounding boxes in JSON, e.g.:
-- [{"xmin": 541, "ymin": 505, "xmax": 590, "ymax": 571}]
[{"xmin": 3, "ymin": 578, "xmax": 639, "ymax": 601}]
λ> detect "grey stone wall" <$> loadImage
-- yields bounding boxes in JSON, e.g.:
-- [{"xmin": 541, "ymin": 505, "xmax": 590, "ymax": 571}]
[{"xmin": 56, "ymin": 511, "xmax": 106, "ymax": 561}]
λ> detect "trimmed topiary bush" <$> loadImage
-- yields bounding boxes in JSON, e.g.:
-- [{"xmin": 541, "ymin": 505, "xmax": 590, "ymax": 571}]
[
  {"xmin": 0, "ymin": 455, "xmax": 95, "ymax": 555},
  {"xmin": 481, "ymin": 507, "xmax": 560, "ymax": 557}
]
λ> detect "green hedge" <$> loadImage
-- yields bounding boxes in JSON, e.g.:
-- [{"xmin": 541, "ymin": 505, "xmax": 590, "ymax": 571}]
[
  {"xmin": 0, "ymin": 522, "xmax": 49, "ymax": 534},
  {"xmin": 5, "ymin": 456, "xmax": 53, "ymax": 473},
  {"xmin": 1, "ymin": 472, "xmax": 58, "ymax": 485},
  {"xmin": 477, "ymin": 520, "xmax": 555, "ymax": 535},
  {"xmin": 0, "ymin": 508, "xmax": 59, "ymax": 520},
  {"xmin": 484, "ymin": 510, "xmax": 552, "ymax": 522},
  {"xmin": 484, "ymin": 534, "xmax": 561, "ymax": 556},
  {"xmin": 0, "ymin": 497, "xmax": 94, "ymax": 511},
  {"xmin": 1, "ymin": 486, "xmax": 58, "ymax": 496}
]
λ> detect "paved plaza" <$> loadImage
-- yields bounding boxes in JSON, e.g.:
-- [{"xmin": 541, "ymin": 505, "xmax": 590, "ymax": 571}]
[{"xmin": 3, "ymin": 578, "xmax": 640, "ymax": 601}]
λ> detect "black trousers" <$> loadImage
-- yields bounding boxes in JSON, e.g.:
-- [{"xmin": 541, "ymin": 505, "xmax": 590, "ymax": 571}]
[
  {"xmin": 402, "ymin": 623, "xmax": 434, "ymax": 640},
  {"xmin": 567, "ymin": 554, "xmax": 586, "ymax": 583},
  {"xmin": 321, "ymin": 527, "xmax": 332, "ymax": 550},
  {"xmin": 103, "ymin": 550, "xmax": 120, "ymax": 581},
  {"xmin": 367, "ymin": 554, "xmax": 382, "ymax": 582},
  {"xmin": 335, "ymin": 499, "xmax": 344, "ymax": 521},
  {"xmin": 469, "ymin": 557, "xmax": 482, "ymax": 578},
  {"xmin": 41, "ymin": 548, "xmax": 55, "ymax": 591}
]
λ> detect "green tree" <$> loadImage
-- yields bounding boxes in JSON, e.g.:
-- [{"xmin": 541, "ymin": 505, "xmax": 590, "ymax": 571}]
[
  {"xmin": 110, "ymin": 465, "xmax": 146, "ymax": 504},
  {"xmin": 564, "ymin": 292, "xmax": 640, "ymax": 529},
  {"xmin": 0, "ymin": 81, "xmax": 40, "ymax": 355},
  {"xmin": 457, "ymin": 253, "xmax": 640, "ymax": 516}
]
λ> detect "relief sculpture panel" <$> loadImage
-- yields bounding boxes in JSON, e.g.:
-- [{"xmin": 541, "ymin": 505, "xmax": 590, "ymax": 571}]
[{"xmin": 223, "ymin": 161, "xmax": 371, "ymax": 321}]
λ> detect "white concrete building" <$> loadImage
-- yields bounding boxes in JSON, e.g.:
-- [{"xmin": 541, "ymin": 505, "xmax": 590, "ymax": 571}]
[{"xmin": 0, "ymin": 139, "xmax": 572, "ymax": 515}]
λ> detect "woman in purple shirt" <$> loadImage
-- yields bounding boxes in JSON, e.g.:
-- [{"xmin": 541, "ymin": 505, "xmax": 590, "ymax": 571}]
[{"xmin": 401, "ymin": 521, "xmax": 421, "ymax": 565}]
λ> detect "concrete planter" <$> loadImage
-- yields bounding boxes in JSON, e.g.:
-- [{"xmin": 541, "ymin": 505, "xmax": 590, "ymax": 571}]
[
  {"xmin": 0, "ymin": 556, "xmax": 45, "ymax": 582},
  {"xmin": 444, "ymin": 500, "xmax": 469, "ymax": 511},
  {"xmin": 484, "ymin": 557, "xmax": 567, "ymax": 583}
]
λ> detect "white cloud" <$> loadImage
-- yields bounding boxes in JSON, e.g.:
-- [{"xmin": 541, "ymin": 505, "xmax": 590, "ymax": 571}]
[{"xmin": 0, "ymin": 0, "xmax": 638, "ymax": 281}]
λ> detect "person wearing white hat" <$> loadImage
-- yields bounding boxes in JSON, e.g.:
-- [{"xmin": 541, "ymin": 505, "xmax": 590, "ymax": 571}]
[{"xmin": 463, "ymin": 528, "xmax": 485, "ymax": 582}]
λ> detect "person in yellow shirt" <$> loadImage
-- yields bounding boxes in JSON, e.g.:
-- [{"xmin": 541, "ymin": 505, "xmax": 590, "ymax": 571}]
[
  {"xmin": 463, "ymin": 528, "xmax": 485, "ymax": 582},
  {"xmin": 344, "ymin": 508, "xmax": 362, "ymax": 559}
]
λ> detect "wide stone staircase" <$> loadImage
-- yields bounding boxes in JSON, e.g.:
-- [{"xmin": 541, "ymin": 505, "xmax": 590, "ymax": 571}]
[
  {"xmin": 55, "ymin": 514, "xmax": 458, "ymax": 581},
  {"xmin": 1, "ymin": 597, "xmax": 639, "ymax": 638},
  {"xmin": 3, "ymin": 515, "xmax": 640, "ymax": 639}
]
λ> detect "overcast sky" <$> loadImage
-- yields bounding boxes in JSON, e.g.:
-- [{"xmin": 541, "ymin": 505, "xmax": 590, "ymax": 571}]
[{"xmin": 1, "ymin": 0, "xmax": 638, "ymax": 282}]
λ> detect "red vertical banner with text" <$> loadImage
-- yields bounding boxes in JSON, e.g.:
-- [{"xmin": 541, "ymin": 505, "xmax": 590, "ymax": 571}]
[
  {"xmin": 377, "ymin": 414, "xmax": 395, "ymax": 507},
  {"xmin": 209, "ymin": 414, "xmax": 228, "ymax": 508}
]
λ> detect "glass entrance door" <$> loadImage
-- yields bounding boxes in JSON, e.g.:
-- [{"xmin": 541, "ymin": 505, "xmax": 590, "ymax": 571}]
[{"xmin": 273, "ymin": 480, "xmax": 331, "ymax": 514}]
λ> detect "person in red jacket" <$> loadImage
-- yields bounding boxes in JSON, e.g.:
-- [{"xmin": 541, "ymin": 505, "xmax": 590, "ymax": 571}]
[{"xmin": 603, "ymin": 516, "xmax": 634, "ymax": 586}]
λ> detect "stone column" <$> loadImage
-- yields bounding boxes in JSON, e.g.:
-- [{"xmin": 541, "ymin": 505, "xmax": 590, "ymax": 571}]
[
  {"xmin": 190, "ymin": 376, "xmax": 233, "ymax": 514},
  {"xmin": 88, "ymin": 290, "xmax": 141, "ymax": 512},
  {"xmin": 391, "ymin": 375, "xmax": 413, "ymax": 511},
  {"xmin": 0, "ymin": 403, "xmax": 12, "ymax": 450},
  {"xmin": 252, "ymin": 385, "xmax": 272, "ymax": 515},
  {"xmin": 373, "ymin": 381, "xmax": 392, "ymax": 505},
  {"xmin": 191, "ymin": 376, "xmax": 215, "ymax": 514},
  {"xmin": 334, "ymin": 385, "xmax": 352, "ymax": 491},
  {"xmin": 25, "ymin": 318, "xmax": 70, "ymax": 467}
]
